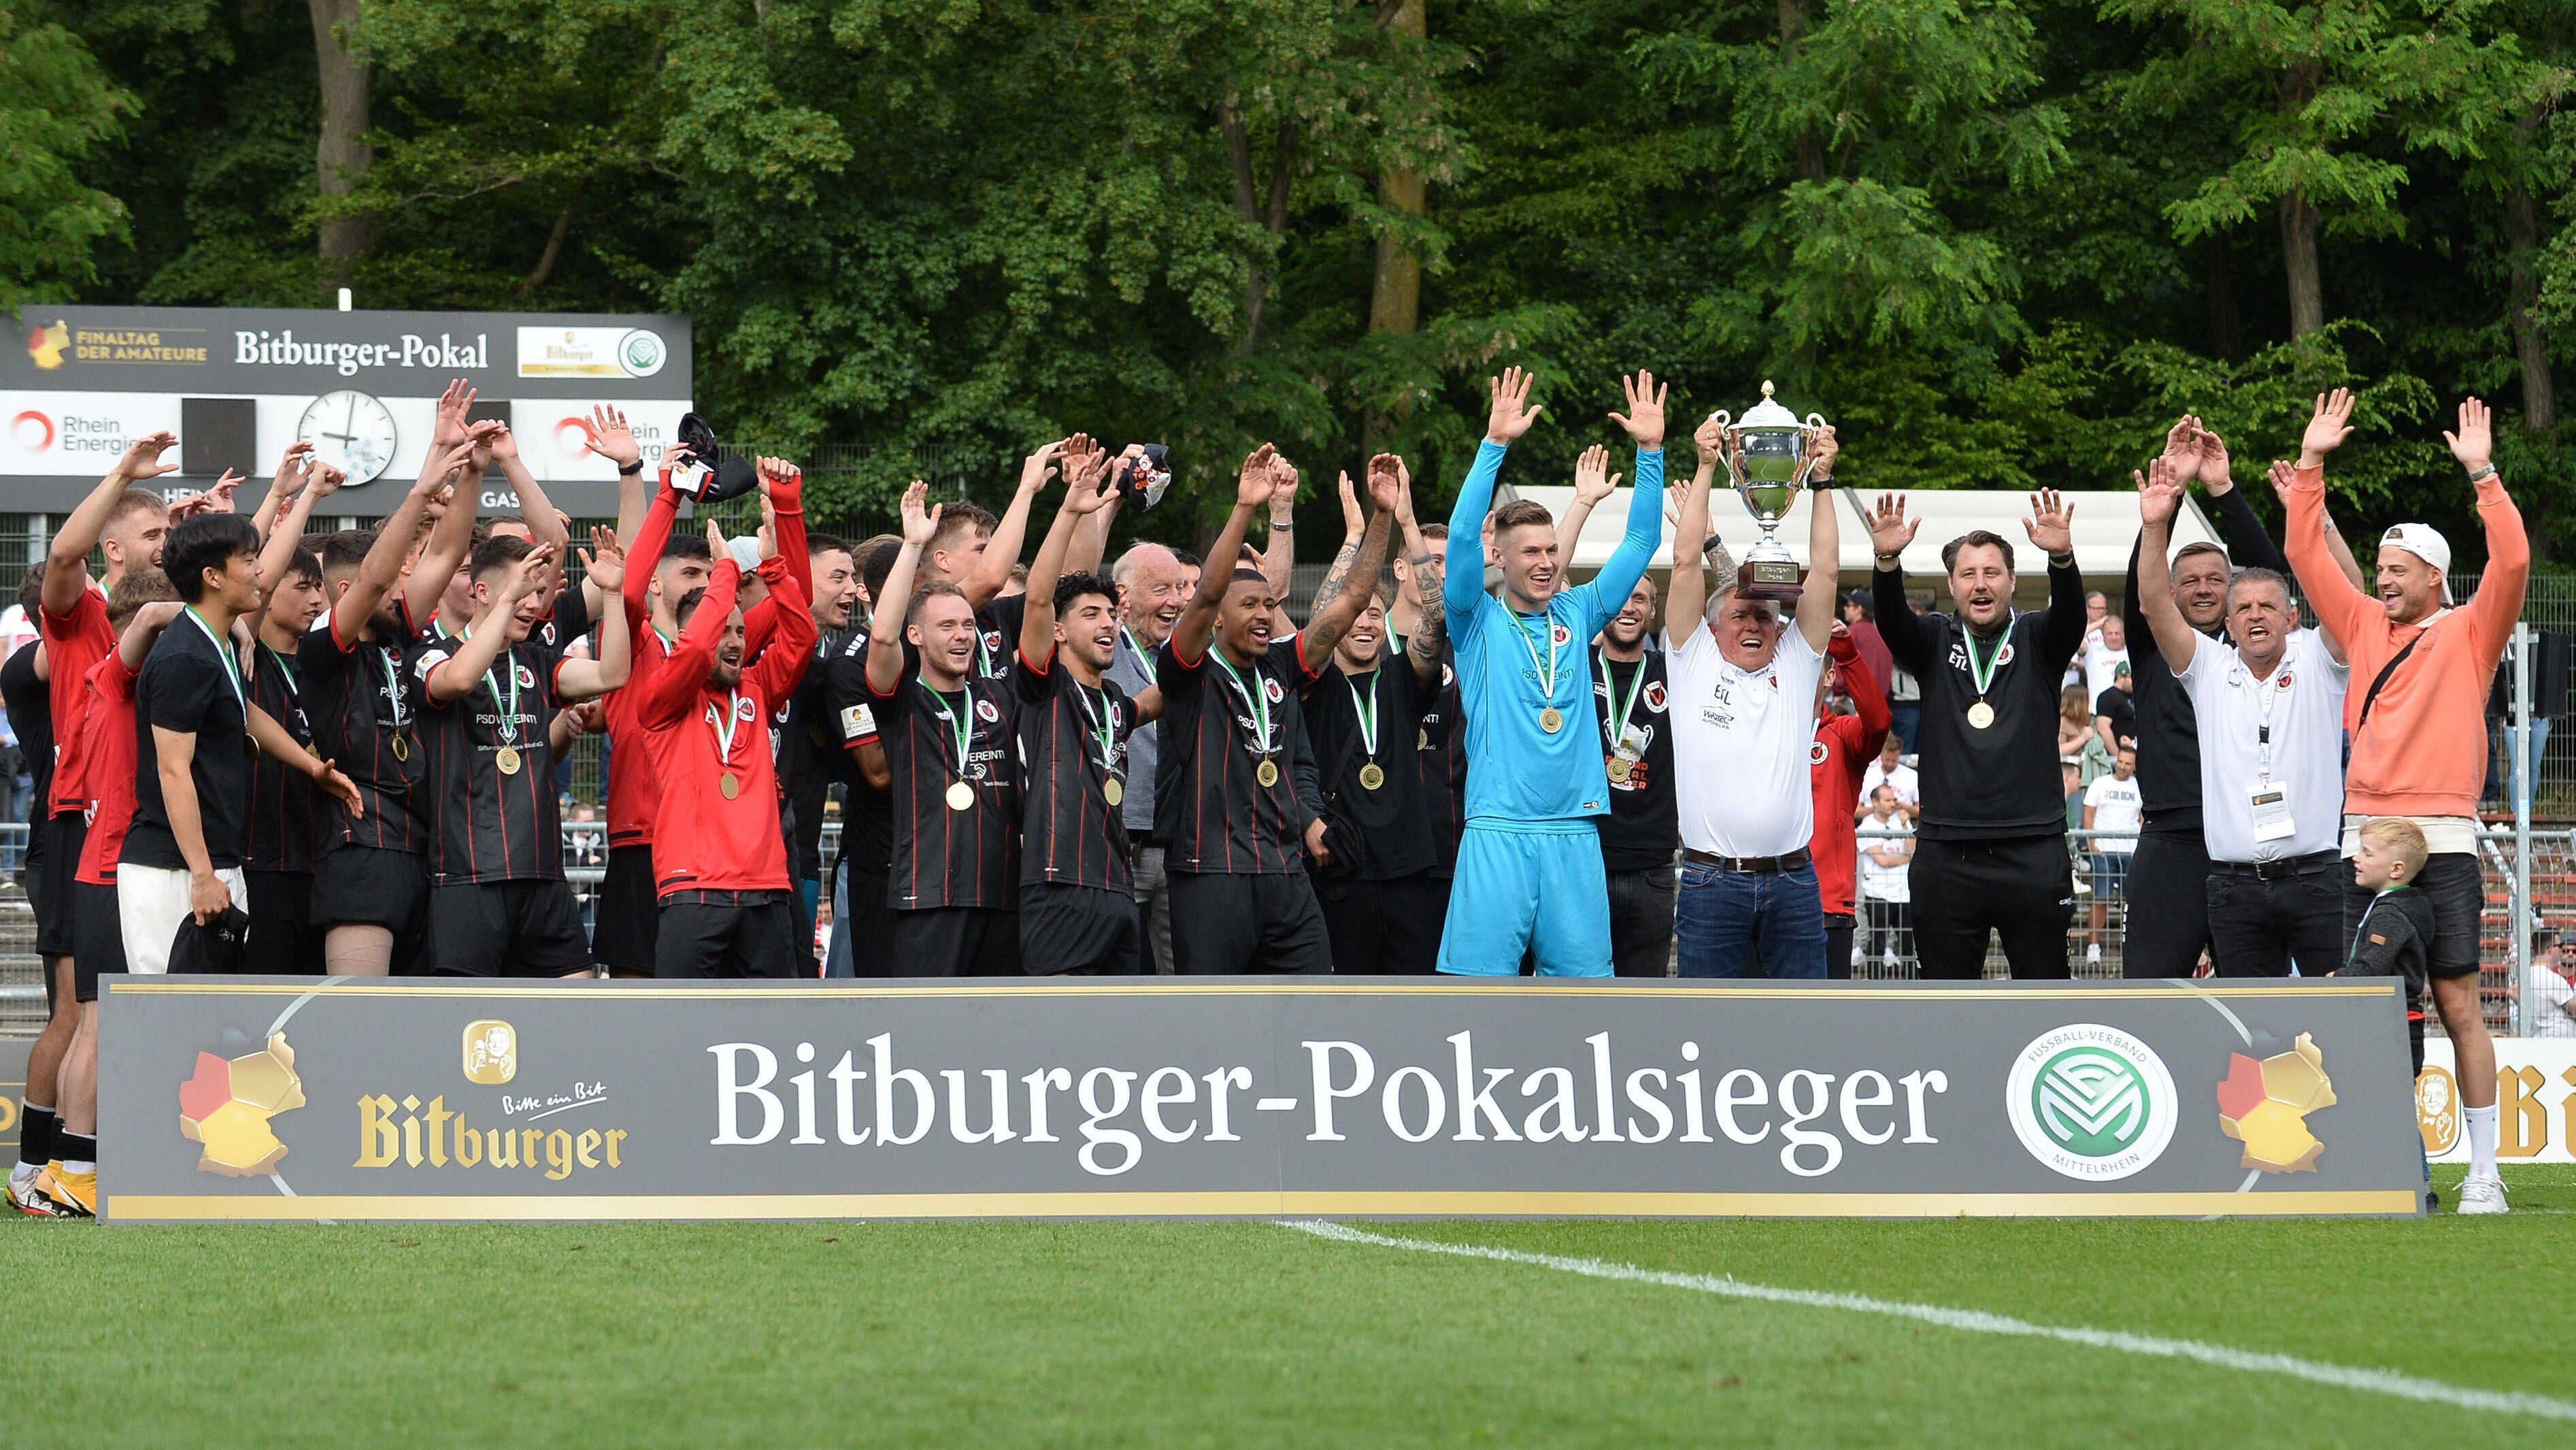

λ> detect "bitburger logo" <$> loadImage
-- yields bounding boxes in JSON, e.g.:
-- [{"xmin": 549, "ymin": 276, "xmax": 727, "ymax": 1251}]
[
  {"xmin": 358, "ymin": 1020, "xmax": 629, "ymax": 1181},
  {"xmin": 2005, "ymin": 1023, "xmax": 2176, "ymax": 1182}
]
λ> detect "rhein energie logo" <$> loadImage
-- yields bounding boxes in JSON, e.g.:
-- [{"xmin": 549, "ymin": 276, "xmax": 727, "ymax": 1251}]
[
  {"xmin": 178, "ymin": 1032, "xmax": 306, "ymax": 1176},
  {"xmin": 2005, "ymin": 1023, "xmax": 2178, "ymax": 1181}
]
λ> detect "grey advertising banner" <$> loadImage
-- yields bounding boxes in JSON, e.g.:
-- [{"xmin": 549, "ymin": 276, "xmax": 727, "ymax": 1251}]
[{"xmin": 99, "ymin": 976, "xmax": 2424, "ymax": 1223}]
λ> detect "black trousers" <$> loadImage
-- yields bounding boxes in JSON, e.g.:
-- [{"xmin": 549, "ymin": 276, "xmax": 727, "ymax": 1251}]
[
  {"xmin": 1823, "ymin": 912, "xmax": 1855, "ymax": 982},
  {"xmin": 2123, "ymin": 823, "xmax": 2214, "ymax": 978},
  {"xmin": 1168, "ymin": 870, "xmax": 1331, "ymax": 974},
  {"xmin": 656, "ymin": 891, "xmax": 803, "ymax": 978},
  {"xmin": 1607, "ymin": 866, "xmax": 1677, "ymax": 978},
  {"xmin": 245, "ymin": 868, "xmax": 324, "ymax": 974},
  {"xmin": 1909, "ymin": 834, "xmax": 2073, "ymax": 980},
  {"xmin": 1020, "ymin": 883, "xmax": 1143, "ymax": 975},
  {"xmin": 890, "ymin": 905, "xmax": 1022, "ymax": 976},
  {"xmin": 845, "ymin": 863, "xmax": 897, "ymax": 978},
  {"xmin": 1316, "ymin": 871, "xmax": 1448, "ymax": 975},
  {"xmin": 2204, "ymin": 860, "xmax": 2343, "ymax": 977}
]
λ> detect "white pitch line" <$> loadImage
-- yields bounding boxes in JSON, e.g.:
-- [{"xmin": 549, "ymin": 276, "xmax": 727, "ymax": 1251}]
[{"xmin": 1282, "ymin": 1220, "xmax": 2576, "ymax": 1424}]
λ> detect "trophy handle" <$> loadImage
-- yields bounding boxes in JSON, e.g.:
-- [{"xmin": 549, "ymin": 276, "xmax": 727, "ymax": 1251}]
[
  {"xmin": 1792, "ymin": 412, "xmax": 1831, "ymax": 488},
  {"xmin": 1705, "ymin": 410, "xmax": 1740, "ymax": 486}
]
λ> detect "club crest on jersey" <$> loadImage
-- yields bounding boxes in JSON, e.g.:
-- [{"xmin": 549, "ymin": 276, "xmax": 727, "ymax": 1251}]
[
  {"xmin": 1809, "ymin": 740, "xmax": 1830, "ymax": 765},
  {"xmin": 982, "ymin": 629, "xmax": 1003, "ymax": 655},
  {"xmin": 1643, "ymin": 680, "xmax": 1669, "ymax": 712},
  {"xmin": 1262, "ymin": 676, "xmax": 1285, "ymax": 704},
  {"xmin": 1551, "ymin": 623, "xmax": 1572, "ymax": 646},
  {"xmin": 975, "ymin": 697, "xmax": 1001, "ymax": 723},
  {"xmin": 2275, "ymin": 672, "xmax": 2294, "ymax": 689},
  {"xmin": 515, "ymin": 663, "xmax": 537, "ymax": 689},
  {"xmin": 735, "ymin": 695, "xmax": 760, "ymax": 721}
]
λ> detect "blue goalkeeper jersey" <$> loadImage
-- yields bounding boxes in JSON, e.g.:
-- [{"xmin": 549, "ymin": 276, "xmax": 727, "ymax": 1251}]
[{"xmin": 1443, "ymin": 438, "xmax": 1665, "ymax": 825}]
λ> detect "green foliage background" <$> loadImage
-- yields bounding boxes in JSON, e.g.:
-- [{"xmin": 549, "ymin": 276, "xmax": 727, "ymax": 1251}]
[{"xmin": 10, "ymin": 0, "xmax": 2575, "ymax": 561}]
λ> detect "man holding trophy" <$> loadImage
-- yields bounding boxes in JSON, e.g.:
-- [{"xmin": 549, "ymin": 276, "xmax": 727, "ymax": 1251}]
[{"xmin": 1665, "ymin": 382, "xmax": 1843, "ymax": 977}]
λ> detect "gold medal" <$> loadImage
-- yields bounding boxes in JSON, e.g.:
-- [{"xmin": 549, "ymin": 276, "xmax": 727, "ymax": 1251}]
[
  {"xmin": 1358, "ymin": 762, "xmax": 1385, "ymax": 791},
  {"xmin": 1256, "ymin": 759, "xmax": 1280, "ymax": 788},
  {"xmin": 719, "ymin": 770, "xmax": 741, "ymax": 800},
  {"xmin": 1607, "ymin": 757, "xmax": 1633, "ymax": 785},
  {"xmin": 495, "ymin": 745, "xmax": 523, "ymax": 775},
  {"xmin": 244, "ymin": 736, "xmax": 260, "ymax": 761},
  {"xmin": 946, "ymin": 779, "xmax": 976, "ymax": 811},
  {"xmin": 1103, "ymin": 776, "xmax": 1124, "ymax": 807},
  {"xmin": 1539, "ymin": 707, "xmax": 1563, "ymax": 734},
  {"xmin": 1418, "ymin": 729, "xmax": 1429, "ymax": 751},
  {"xmin": 390, "ymin": 733, "xmax": 410, "ymax": 762},
  {"xmin": 1966, "ymin": 700, "xmax": 1996, "ymax": 730}
]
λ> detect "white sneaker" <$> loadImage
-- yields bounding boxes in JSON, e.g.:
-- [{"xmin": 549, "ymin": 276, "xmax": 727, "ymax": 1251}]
[
  {"xmin": 2455, "ymin": 1174, "xmax": 2510, "ymax": 1215},
  {"xmin": 2086, "ymin": 944, "xmax": 2103, "ymax": 964}
]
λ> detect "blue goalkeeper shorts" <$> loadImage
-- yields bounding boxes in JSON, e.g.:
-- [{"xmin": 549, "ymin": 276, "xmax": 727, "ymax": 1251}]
[{"xmin": 1437, "ymin": 821, "xmax": 1611, "ymax": 978}]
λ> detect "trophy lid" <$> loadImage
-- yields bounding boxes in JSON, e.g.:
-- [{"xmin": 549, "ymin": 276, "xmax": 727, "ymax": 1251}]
[{"xmin": 1738, "ymin": 379, "xmax": 1803, "ymax": 431}]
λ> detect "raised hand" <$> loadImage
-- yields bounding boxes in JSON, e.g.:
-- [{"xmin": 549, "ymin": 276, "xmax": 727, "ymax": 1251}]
[
  {"xmin": 2266, "ymin": 458, "xmax": 2299, "ymax": 504},
  {"xmin": 2024, "ymin": 489, "xmax": 2075, "ymax": 556},
  {"xmin": 312, "ymin": 461, "xmax": 347, "ymax": 498},
  {"xmin": 1388, "ymin": 455, "xmax": 1418, "ymax": 529},
  {"xmin": 584, "ymin": 406, "xmax": 639, "ymax": 469},
  {"xmin": 1065, "ymin": 446, "xmax": 1114, "ymax": 514},
  {"xmin": 1020, "ymin": 438, "xmax": 1068, "ymax": 495},
  {"xmin": 1266, "ymin": 452, "xmax": 1299, "ymax": 510},
  {"xmin": 1236, "ymin": 444, "xmax": 1279, "ymax": 510},
  {"xmin": 419, "ymin": 437, "xmax": 480, "ymax": 491},
  {"xmin": 1571, "ymin": 444, "xmax": 1620, "ymax": 505},
  {"xmin": 2444, "ymin": 396, "xmax": 2494, "ymax": 476},
  {"xmin": 2159, "ymin": 415, "xmax": 2203, "ymax": 488},
  {"xmin": 2298, "ymin": 388, "xmax": 2355, "ymax": 466},
  {"xmin": 899, "ymin": 479, "xmax": 941, "ymax": 547},
  {"xmin": 1365, "ymin": 453, "xmax": 1404, "ymax": 514},
  {"xmin": 2134, "ymin": 454, "xmax": 2182, "ymax": 528},
  {"xmin": 486, "ymin": 421, "xmax": 521, "ymax": 462},
  {"xmin": 2194, "ymin": 425, "xmax": 2233, "ymax": 493},
  {"xmin": 1808, "ymin": 423, "xmax": 1839, "ymax": 478},
  {"xmin": 1335, "ymin": 471, "xmax": 1364, "ymax": 539},
  {"xmin": 1609, "ymin": 369, "xmax": 1667, "ymax": 449},
  {"xmin": 584, "ymin": 525, "xmax": 625, "ymax": 587},
  {"xmin": 502, "ymin": 542, "xmax": 556, "ymax": 602},
  {"xmin": 432, "ymin": 378, "xmax": 477, "ymax": 450},
  {"xmin": 1484, "ymin": 367, "xmax": 1543, "ymax": 445},
  {"xmin": 116, "ymin": 430, "xmax": 180, "ymax": 482},
  {"xmin": 1692, "ymin": 411, "xmax": 1730, "ymax": 472},
  {"xmin": 271, "ymin": 440, "xmax": 316, "ymax": 498},
  {"xmin": 1867, "ymin": 493, "xmax": 1920, "ymax": 558}
]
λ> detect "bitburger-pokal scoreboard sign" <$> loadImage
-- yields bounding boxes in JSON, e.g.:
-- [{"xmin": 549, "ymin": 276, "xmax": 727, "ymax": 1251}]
[
  {"xmin": 98, "ymin": 977, "xmax": 2425, "ymax": 1223},
  {"xmin": 0, "ymin": 305, "xmax": 690, "ymax": 516}
]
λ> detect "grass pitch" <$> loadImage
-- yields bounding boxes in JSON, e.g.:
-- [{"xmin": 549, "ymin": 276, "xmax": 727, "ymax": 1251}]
[{"xmin": 9, "ymin": 1166, "xmax": 2574, "ymax": 1449}]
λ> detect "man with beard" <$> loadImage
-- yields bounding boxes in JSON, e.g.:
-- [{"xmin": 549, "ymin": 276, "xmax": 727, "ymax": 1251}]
[
  {"xmin": 1867, "ymin": 487, "xmax": 2087, "ymax": 978},
  {"xmin": 1158, "ymin": 445, "xmax": 1391, "ymax": 973},
  {"xmin": 639, "ymin": 518, "xmax": 817, "ymax": 977},
  {"xmin": 1439, "ymin": 368, "xmax": 1667, "ymax": 976},
  {"xmin": 1301, "ymin": 457, "xmax": 1445, "ymax": 974},
  {"xmin": 2284, "ymin": 389, "xmax": 2528, "ymax": 1214},
  {"xmin": 1665, "ymin": 418, "xmax": 1841, "ymax": 978},
  {"xmin": 2117, "ymin": 414, "xmax": 2360, "ymax": 980},
  {"xmin": 777, "ymin": 529, "xmax": 861, "ymax": 967},
  {"xmin": 1388, "ymin": 497, "xmax": 1460, "ymax": 935},
  {"xmin": 1107, "ymin": 540, "xmax": 1188, "ymax": 970}
]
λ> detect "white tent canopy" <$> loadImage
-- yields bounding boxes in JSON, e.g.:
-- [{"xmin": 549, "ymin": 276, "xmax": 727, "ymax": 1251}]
[{"xmin": 1501, "ymin": 484, "xmax": 2227, "ymax": 580}]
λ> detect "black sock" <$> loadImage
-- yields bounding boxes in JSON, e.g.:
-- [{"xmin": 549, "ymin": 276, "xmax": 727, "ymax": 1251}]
[
  {"xmin": 56, "ymin": 1131, "xmax": 94, "ymax": 1170},
  {"xmin": 18, "ymin": 1104, "xmax": 53, "ymax": 1168}
]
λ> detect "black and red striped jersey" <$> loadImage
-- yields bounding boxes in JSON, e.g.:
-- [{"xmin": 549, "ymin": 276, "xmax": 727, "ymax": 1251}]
[
  {"xmin": 1011, "ymin": 647, "xmax": 1135, "ymax": 893},
  {"xmin": 824, "ymin": 626, "xmax": 894, "ymax": 880},
  {"xmin": 411, "ymin": 634, "xmax": 567, "ymax": 885},
  {"xmin": 244, "ymin": 640, "xmax": 322, "ymax": 873},
  {"xmin": 1152, "ymin": 636, "xmax": 1321, "ymax": 876},
  {"xmin": 298, "ymin": 605, "xmax": 431, "ymax": 854},
  {"xmin": 865, "ymin": 663, "xmax": 1020, "ymax": 910}
]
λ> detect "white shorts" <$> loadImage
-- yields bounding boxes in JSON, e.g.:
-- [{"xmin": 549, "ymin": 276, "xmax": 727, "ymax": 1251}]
[{"xmin": 117, "ymin": 863, "xmax": 247, "ymax": 976}]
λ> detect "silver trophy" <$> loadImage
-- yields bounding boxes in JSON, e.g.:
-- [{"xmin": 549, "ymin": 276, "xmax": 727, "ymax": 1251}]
[{"xmin": 1708, "ymin": 380, "xmax": 1828, "ymax": 602}]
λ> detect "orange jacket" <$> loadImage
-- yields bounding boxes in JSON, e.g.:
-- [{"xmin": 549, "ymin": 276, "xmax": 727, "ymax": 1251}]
[{"xmin": 2284, "ymin": 465, "xmax": 2527, "ymax": 819}]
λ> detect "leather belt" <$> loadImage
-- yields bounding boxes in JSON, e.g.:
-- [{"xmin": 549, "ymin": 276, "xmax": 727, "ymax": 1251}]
[
  {"xmin": 1682, "ymin": 847, "xmax": 1812, "ymax": 874},
  {"xmin": 2209, "ymin": 848, "xmax": 2341, "ymax": 883}
]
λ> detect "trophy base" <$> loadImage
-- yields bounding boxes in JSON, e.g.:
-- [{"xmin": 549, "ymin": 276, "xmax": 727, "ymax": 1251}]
[{"xmin": 1737, "ymin": 558, "xmax": 1806, "ymax": 603}]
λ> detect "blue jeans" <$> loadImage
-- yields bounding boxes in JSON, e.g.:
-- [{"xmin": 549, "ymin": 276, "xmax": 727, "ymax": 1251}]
[{"xmin": 1675, "ymin": 860, "xmax": 1826, "ymax": 978}]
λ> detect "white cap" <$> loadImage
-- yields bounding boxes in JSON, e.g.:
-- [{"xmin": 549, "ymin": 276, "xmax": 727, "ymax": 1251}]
[
  {"xmin": 2378, "ymin": 523, "xmax": 2454, "ymax": 604},
  {"xmin": 727, "ymin": 537, "xmax": 765, "ymax": 573}
]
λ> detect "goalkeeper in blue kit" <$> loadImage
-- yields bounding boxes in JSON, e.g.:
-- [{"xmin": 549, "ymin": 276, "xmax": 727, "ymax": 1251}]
[{"xmin": 1438, "ymin": 367, "xmax": 1667, "ymax": 975}]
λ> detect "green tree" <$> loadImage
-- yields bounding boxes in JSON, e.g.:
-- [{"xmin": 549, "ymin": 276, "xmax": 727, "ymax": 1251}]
[{"xmin": 0, "ymin": 9, "xmax": 131, "ymax": 306}]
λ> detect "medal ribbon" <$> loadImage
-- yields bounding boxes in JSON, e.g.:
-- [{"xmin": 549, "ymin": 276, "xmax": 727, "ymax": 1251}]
[
  {"xmin": 1962, "ymin": 613, "xmax": 2015, "ymax": 701},
  {"xmin": 929, "ymin": 686, "xmax": 975, "ymax": 775},
  {"xmin": 1209, "ymin": 651, "xmax": 1275, "ymax": 754},
  {"xmin": 184, "ymin": 607, "xmax": 246, "ymax": 716},
  {"xmin": 1514, "ymin": 609, "xmax": 1562, "ymax": 702},
  {"xmin": 376, "ymin": 644, "xmax": 408, "ymax": 728},
  {"xmin": 1598, "ymin": 648, "xmax": 1646, "ymax": 749},
  {"xmin": 262, "ymin": 642, "xmax": 299, "ymax": 698},
  {"xmin": 1073, "ymin": 683, "xmax": 1116, "ymax": 772},
  {"xmin": 460, "ymin": 624, "xmax": 523, "ymax": 745},
  {"xmin": 707, "ymin": 688, "xmax": 746, "ymax": 766},
  {"xmin": 1347, "ymin": 670, "xmax": 1379, "ymax": 760}
]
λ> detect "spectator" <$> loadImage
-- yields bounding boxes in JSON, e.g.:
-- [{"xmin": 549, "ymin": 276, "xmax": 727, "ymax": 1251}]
[
  {"xmin": 1857, "ymin": 785, "xmax": 1913, "ymax": 972},
  {"xmin": 1858, "ymin": 733, "xmax": 1918, "ymax": 821},
  {"xmin": 2526, "ymin": 929, "xmax": 2576, "ymax": 1039},
  {"xmin": 2081, "ymin": 746, "xmax": 2141, "ymax": 966},
  {"xmin": 2083, "ymin": 612, "xmax": 2130, "ymax": 704},
  {"xmin": 2093, "ymin": 661, "xmax": 2135, "ymax": 753}
]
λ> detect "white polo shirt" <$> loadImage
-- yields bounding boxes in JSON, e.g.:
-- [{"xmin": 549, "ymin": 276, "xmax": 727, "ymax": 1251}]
[
  {"xmin": 2175, "ymin": 627, "xmax": 2349, "ymax": 863},
  {"xmin": 2527, "ymin": 964, "xmax": 2576, "ymax": 1038},
  {"xmin": 1670, "ymin": 623, "xmax": 1828, "ymax": 857}
]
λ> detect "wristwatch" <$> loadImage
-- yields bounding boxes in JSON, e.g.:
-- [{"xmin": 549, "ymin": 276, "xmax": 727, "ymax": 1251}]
[
  {"xmin": 2467, "ymin": 464, "xmax": 2498, "ymax": 483},
  {"xmin": 1269, "ymin": 516, "xmax": 1294, "ymax": 530}
]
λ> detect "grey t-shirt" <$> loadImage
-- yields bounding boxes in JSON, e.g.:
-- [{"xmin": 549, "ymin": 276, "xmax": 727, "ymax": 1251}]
[{"xmin": 1106, "ymin": 627, "xmax": 1158, "ymax": 831}]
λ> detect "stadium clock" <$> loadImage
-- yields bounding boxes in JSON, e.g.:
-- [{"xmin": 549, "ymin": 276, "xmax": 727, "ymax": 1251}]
[{"xmin": 295, "ymin": 389, "xmax": 399, "ymax": 484}]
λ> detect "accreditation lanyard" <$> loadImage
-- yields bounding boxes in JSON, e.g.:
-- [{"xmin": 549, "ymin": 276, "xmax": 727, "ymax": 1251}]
[
  {"xmin": 928, "ymin": 686, "xmax": 976, "ymax": 776},
  {"xmin": 1515, "ymin": 609, "xmax": 1562, "ymax": 702},
  {"xmin": 1962, "ymin": 613, "xmax": 2015, "ymax": 701},
  {"xmin": 1209, "ymin": 652, "xmax": 1275, "ymax": 755},
  {"xmin": 184, "ymin": 608, "xmax": 245, "ymax": 717},
  {"xmin": 707, "ymin": 688, "xmax": 746, "ymax": 765},
  {"xmin": 1598, "ymin": 648, "xmax": 1646, "ymax": 744},
  {"xmin": 460, "ymin": 625, "xmax": 522, "ymax": 745},
  {"xmin": 1346, "ymin": 671, "xmax": 1379, "ymax": 761},
  {"xmin": 1120, "ymin": 627, "xmax": 1147, "ymax": 670},
  {"xmin": 2249, "ymin": 661, "xmax": 2289, "ymax": 783},
  {"xmin": 1073, "ymin": 682, "xmax": 1116, "ymax": 771}
]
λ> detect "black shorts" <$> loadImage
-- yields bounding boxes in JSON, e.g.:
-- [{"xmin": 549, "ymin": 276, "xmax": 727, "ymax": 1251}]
[
  {"xmin": 426, "ymin": 880, "xmax": 592, "ymax": 977},
  {"xmin": 591, "ymin": 844, "xmax": 660, "ymax": 974},
  {"xmin": 843, "ymin": 862, "xmax": 897, "ymax": 978},
  {"xmin": 1167, "ymin": 871, "xmax": 1331, "ymax": 975},
  {"xmin": 890, "ymin": 906, "xmax": 1022, "ymax": 976},
  {"xmin": 2345, "ymin": 850, "xmax": 2485, "ymax": 979},
  {"xmin": 71, "ymin": 880, "xmax": 125, "ymax": 1002},
  {"xmin": 33, "ymin": 812, "xmax": 85, "ymax": 959},
  {"xmin": 655, "ymin": 891, "xmax": 802, "ymax": 978},
  {"xmin": 245, "ymin": 868, "xmax": 325, "ymax": 975},
  {"xmin": 312, "ymin": 844, "xmax": 431, "ymax": 960},
  {"xmin": 1018, "ymin": 883, "xmax": 1141, "ymax": 975}
]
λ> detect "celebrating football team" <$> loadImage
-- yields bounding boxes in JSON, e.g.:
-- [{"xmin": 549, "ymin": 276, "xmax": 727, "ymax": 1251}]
[{"xmin": 1, "ymin": 371, "xmax": 2530, "ymax": 1217}]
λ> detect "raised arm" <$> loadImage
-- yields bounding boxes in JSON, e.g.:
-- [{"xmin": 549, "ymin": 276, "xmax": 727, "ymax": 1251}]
[
  {"xmin": 1020, "ymin": 446, "xmax": 1111, "ymax": 668},
  {"xmin": 2134, "ymin": 457, "xmax": 2199, "ymax": 676},
  {"xmin": 1448, "ymin": 367, "xmax": 1545, "ymax": 616},
  {"xmin": 46, "ymin": 431, "xmax": 178, "ymax": 614},
  {"xmin": 253, "ymin": 458, "xmax": 341, "ymax": 597},
  {"xmin": 426, "ymin": 544, "xmax": 554, "ymax": 705},
  {"xmin": 867, "ymin": 483, "xmax": 939, "ymax": 696},
  {"xmin": 2445, "ymin": 397, "xmax": 2531, "ymax": 668},
  {"xmin": 1866, "ymin": 494, "xmax": 1928, "ymax": 674},
  {"xmin": 1667, "ymin": 413, "xmax": 1724, "ymax": 633},
  {"xmin": 116, "ymin": 602, "xmax": 185, "ymax": 668},
  {"xmin": 623, "ymin": 451, "xmax": 685, "ymax": 635},
  {"xmin": 240, "ymin": 442, "xmax": 316, "ymax": 545},
  {"xmin": 2022, "ymin": 490, "xmax": 2085, "ymax": 669},
  {"xmin": 2279, "ymin": 389, "xmax": 2378, "ymax": 646},
  {"xmin": 1796, "ymin": 425, "xmax": 1841, "ymax": 651},
  {"xmin": 1307, "ymin": 471, "xmax": 1368, "ymax": 621},
  {"xmin": 1262, "ymin": 448, "xmax": 1299, "ymax": 615},
  {"xmin": 331, "ymin": 439, "xmax": 475, "ymax": 648},
  {"xmin": 965, "ymin": 439, "xmax": 1065, "ymax": 609},
  {"xmin": 402, "ymin": 406, "xmax": 499, "ymax": 627},
  {"xmin": 1588, "ymin": 370, "xmax": 1668, "ymax": 616},
  {"xmin": 1391, "ymin": 458, "xmax": 1447, "ymax": 690},
  {"xmin": 642, "ymin": 548, "xmax": 738, "ymax": 731},
  {"xmin": 756, "ymin": 457, "xmax": 811, "ymax": 600},
  {"xmin": 1168, "ymin": 446, "xmax": 1278, "ymax": 665},
  {"xmin": 748, "ymin": 572, "xmax": 816, "ymax": 706},
  {"xmin": 554, "ymin": 535, "xmax": 633, "ymax": 701},
  {"xmin": 1301, "ymin": 458, "xmax": 1399, "ymax": 662},
  {"xmin": 1554, "ymin": 445, "xmax": 1620, "ymax": 559}
]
